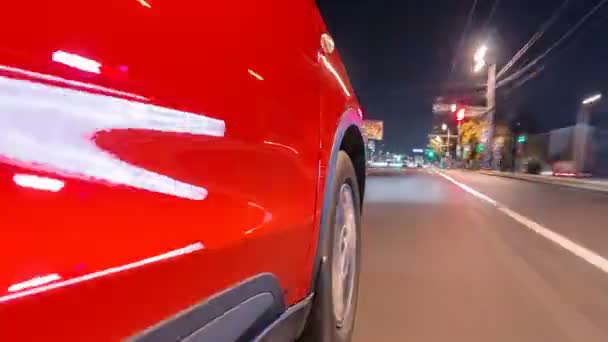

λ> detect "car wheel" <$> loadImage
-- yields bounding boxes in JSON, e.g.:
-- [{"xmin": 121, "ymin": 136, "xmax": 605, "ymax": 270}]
[{"xmin": 300, "ymin": 151, "xmax": 362, "ymax": 342}]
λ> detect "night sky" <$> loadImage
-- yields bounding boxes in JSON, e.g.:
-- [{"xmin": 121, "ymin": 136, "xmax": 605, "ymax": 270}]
[{"xmin": 317, "ymin": 0, "xmax": 608, "ymax": 153}]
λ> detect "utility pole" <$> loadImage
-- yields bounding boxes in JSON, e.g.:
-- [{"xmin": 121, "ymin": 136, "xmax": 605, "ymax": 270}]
[
  {"xmin": 473, "ymin": 44, "xmax": 497, "ymax": 168},
  {"xmin": 485, "ymin": 63, "xmax": 496, "ymax": 168}
]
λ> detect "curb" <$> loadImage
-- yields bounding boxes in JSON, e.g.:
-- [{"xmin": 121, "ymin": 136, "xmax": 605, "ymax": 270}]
[{"xmin": 479, "ymin": 171, "xmax": 608, "ymax": 194}]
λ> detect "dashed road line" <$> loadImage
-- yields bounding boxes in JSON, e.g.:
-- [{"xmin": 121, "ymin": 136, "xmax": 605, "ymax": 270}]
[{"xmin": 434, "ymin": 170, "xmax": 608, "ymax": 274}]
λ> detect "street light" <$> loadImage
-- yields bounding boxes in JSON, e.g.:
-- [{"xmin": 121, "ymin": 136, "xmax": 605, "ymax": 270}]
[
  {"xmin": 473, "ymin": 44, "xmax": 488, "ymax": 73},
  {"xmin": 575, "ymin": 92, "xmax": 602, "ymax": 175},
  {"xmin": 582, "ymin": 93, "xmax": 602, "ymax": 105},
  {"xmin": 441, "ymin": 123, "xmax": 447, "ymax": 131}
]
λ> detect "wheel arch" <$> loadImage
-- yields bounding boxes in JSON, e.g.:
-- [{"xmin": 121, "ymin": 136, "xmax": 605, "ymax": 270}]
[
  {"xmin": 309, "ymin": 107, "xmax": 365, "ymax": 294},
  {"xmin": 339, "ymin": 125, "xmax": 366, "ymax": 207}
]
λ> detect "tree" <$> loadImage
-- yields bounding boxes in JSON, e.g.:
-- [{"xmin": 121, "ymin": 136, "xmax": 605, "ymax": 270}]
[
  {"xmin": 428, "ymin": 137, "xmax": 444, "ymax": 158},
  {"xmin": 461, "ymin": 119, "xmax": 482, "ymax": 145},
  {"xmin": 460, "ymin": 119, "xmax": 483, "ymax": 160}
]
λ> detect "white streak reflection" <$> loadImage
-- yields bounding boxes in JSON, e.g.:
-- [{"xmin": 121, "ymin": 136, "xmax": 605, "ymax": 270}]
[
  {"xmin": 0, "ymin": 243, "xmax": 203, "ymax": 303},
  {"xmin": 263, "ymin": 140, "xmax": 299, "ymax": 155},
  {"xmin": 52, "ymin": 51, "xmax": 101, "ymax": 74},
  {"xmin": 0, "ymin": 75, "xmax": 225, "ymax": 200},
  {"xmin": 320, "ymin": 55, "xmax": 351, "ymax": 97},
  {"xmin": 8, "ymin": 273, "xmax": 61, "ymax": 292},
  {"xmin": 13, "ymin": 174, "xmax": 64, "ymax": 192}
]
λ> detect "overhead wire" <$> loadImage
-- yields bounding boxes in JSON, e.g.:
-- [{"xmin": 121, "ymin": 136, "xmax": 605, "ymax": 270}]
[
  {"xmin": 497, "ymin": 0, "xmax": 608, "ymax": 89},
  {"xmin": 484, "ymin": 0, "xmax": 501, "ymax": 31},
  {"xmin": 449, "ymin": 0, "xmax": 479, "ymax": 75},
  {"xmin": 497, "ymin": 0, "xmax": 572, "ymax": 79}
]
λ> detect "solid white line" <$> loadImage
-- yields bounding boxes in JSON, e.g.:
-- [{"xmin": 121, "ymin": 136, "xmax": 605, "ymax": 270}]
[
  {"xmin": 434, "ymin": 171, "xmax": 497, "ymax": 205},
  {"xmin": 434, "ymin": 170, "xmax": 608, "ymax": 274}
]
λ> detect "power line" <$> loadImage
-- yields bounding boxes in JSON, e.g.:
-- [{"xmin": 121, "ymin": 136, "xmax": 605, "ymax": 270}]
[
  {"xmin": 497, "ymin": 0, "xmax": 571, "ymax": 79},
  {"xmin": 497, "ymin": 0, "xmax": 608, "ymax": 89},
  {"xmin": 450, "ymin": 0, "xmax": 479, "ymax": 75},
  {"xmin": 484, "ymin": 0, "xmax": 501, "ymax": 30}
]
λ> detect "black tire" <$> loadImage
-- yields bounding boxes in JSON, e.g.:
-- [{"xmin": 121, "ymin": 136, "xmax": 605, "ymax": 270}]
[{"xmin": 299, "ymin": 151, "xmax": 362, "ymax": 342}]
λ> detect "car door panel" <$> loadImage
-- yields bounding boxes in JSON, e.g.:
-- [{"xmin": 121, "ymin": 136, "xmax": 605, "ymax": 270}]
[{"xmin": 0, "ymin": 0, "xmax": 321, "ymax": 340}]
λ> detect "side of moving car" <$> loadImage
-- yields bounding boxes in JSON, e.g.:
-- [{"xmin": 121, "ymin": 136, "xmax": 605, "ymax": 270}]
[{"xmin": 0, "ymin": 1, "xmax": 365, "ymax": 341}]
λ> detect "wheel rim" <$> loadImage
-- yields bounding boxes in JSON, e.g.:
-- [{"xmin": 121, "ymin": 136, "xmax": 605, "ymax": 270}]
[{"xmin": 331, "ymin": 183, "xmax": 357, "ymax": 329}]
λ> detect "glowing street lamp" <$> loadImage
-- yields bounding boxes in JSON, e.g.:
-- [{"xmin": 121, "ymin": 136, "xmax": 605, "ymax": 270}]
[
  {"xmin": 473, "ymin": 45, "xmax": 488, "ymax": 73},
  {"xmin": 582, "ymin": 93, "xmax": 602, "ymax": 105}
]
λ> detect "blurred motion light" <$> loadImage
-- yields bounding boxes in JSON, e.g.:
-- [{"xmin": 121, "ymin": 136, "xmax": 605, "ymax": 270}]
[
  {"xmin": 582, "ymin": 93, "xmax": 602, "ymax": 105},
  {"xmin": 320, "ymin": 54, "xmax": 351, "ymax": 97},
  {"xmin": 473, "ymin": 60, "xmax": 486, "ymax": 73},
  {"xmin": 8, "ymin": 274, "xmax": 61, "ymax": 292},
  {"xmin": 137, "ymin": 0, "xmax": 151, "ymax": 8},
  {"xmin": 248, "ymin": 69, "xmax": 264, "ymax": 81},
  {"xmin": 13, "ymin": 174, "xmax": 64, "ymax": 192},
  {"xmin": 450, "ymin": 104, "xmax": 457, "ymax": 112},
  {"xmin": 474, "ymin": 45, "xmax": 488, "ymax": 63},
  {"xmin": 52, "ymin": 51, "xmax": 101, "ymax": 74},
  {"xmin": 0, "ymin": 242, "xmax": 203, "ymax": 303},
  {"xmin": 412, "ymin": 148, "xmax": 424, "ymax": 153},
  {"xmin": 456, "ymin": 108, "xmax": 465, "ymax": 121},
  {"xmin": 554, "ymin": 172, "xmax": 577, "ymax": 177},
  {"xmin": 473, "ymin": 44, "xmax": 488, "ymax": 73}
]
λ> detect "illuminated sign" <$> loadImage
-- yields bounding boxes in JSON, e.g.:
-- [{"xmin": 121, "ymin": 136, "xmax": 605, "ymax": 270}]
[{"xmin": 362, "ymin": 120, "xmax": 384, "ymax": 140}]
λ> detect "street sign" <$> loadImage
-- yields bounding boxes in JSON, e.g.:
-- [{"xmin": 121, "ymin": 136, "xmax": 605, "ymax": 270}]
[
  {"xmin": 433, "ymin": 103, "xmax": 488, "ymax": 117},
  {"xmin": 433, "ymin": 103, "xmax": 453, "ymax": 113}
]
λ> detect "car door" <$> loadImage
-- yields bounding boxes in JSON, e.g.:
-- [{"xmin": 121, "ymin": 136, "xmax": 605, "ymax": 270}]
[{"xmin": 0, "ymin": 0, "xmax": 322, "ymax": 340}]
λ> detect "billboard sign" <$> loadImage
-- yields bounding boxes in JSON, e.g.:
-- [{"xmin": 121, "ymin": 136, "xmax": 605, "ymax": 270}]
[{"xmin": 362, "ymin": 120, "xmax": 384, "ymax": 140}]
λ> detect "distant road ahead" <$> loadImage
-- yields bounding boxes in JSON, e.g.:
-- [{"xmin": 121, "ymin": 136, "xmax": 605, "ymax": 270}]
[{"xmin": 354, "ymin": 168, "xmax": 608, "ymax": 342}]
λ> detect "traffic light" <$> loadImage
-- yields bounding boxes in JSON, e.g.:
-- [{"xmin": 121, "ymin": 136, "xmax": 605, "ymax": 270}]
[
  {"xmin": 517, "ymin": 135, "xmax": 527, "ymax": 143},
  {"xmin": 456, "ymin": 108, "xmax": 465, "ymax": 121}
]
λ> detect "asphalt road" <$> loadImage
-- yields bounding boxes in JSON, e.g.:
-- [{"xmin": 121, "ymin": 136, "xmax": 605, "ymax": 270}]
[{"xmin": 353, "ymin": 168, "xmax": 608, "ymax": 342}]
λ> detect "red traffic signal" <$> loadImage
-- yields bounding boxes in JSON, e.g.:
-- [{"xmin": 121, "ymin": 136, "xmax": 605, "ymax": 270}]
[{"xmin": 456, "ymin": 108, "xmax": 465, "ymax": 121}]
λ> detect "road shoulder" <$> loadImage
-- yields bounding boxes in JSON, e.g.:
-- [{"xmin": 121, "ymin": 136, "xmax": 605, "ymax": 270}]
[{"xmin": 479, "ymin": 170, "xmax": 608, "ymax": 193}]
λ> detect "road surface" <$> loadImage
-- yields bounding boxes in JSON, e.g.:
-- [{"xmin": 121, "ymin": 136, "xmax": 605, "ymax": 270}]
[{"xmin": 353, "ymin": 168, "xmax": 608, "ymax": 342}]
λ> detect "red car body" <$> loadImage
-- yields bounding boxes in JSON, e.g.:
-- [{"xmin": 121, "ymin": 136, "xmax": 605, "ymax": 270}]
[{"xmin": 0, "ymin": 1, "xmax": 364, "ymax": 340}]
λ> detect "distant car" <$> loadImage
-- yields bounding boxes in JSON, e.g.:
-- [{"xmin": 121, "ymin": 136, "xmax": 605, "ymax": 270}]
[{"xmin": 0, "ymin": 1, "xmax": 365, "ymax": 341}]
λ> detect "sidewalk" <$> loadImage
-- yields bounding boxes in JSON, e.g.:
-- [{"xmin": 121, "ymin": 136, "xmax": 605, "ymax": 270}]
[{"xmin": 479, "ymin": 170, "xmax": 608, "ymax": 193}]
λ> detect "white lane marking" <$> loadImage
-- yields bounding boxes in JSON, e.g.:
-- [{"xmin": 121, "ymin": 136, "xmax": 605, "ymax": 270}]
[
  {"xmin": 434, "ymin": 171, "xmax": 497, "ymax": 205},
  {"xmin": 434, "ymin": 170, "xmax": 608, "ymax": 274}
]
